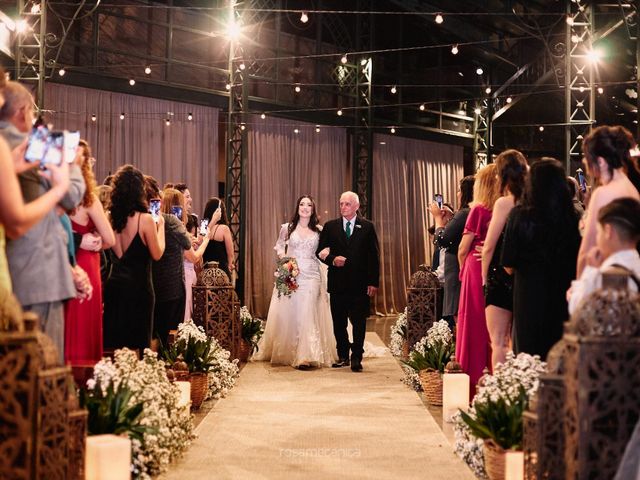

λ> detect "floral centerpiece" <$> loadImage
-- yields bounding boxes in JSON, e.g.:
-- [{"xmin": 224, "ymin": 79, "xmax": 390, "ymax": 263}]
[
  {"xmin": 274, "ymin": 256, "xmax": 299, "ymax": 297},
  {"xmin": 240, "ymin": 306, "xmax": 264, "ymax": 360},
  {"xmin": 403, "ymin": 320, "xmax": 454, "ymax": 405},
  {"xmin": 389, "ymin": 307, "xmax": 408, "ymax": 358},
  {"xmin": 453, "ymin": 352, "xmax": 546, "ymax": 479},
  {"xmin": 83, "ymin": 349, "xmax": 194, "ymax": 479},
  {"xmin": 163, "ymin": 320, "xmax": 240, "ymax": 402}
]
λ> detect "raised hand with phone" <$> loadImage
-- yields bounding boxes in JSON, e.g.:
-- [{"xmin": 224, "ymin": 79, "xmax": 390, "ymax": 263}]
[{"xmin": 201, "ymin": 198, "xmax": 235, "ymax": 277}]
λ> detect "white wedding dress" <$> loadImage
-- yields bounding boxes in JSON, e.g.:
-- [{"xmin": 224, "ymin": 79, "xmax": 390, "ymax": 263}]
[{"xmin": 253, "ymin": 225, "xmax": 338, "ymax": 367}]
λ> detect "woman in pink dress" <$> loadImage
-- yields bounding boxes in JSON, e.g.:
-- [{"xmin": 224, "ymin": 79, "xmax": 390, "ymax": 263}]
[
  {"xmin": 64, "ymin": 141, "xmax": 115, "ymax": 365},
  {"xmin": 456, "ymin": 163, "xmax": 500, "ymax": 393}
]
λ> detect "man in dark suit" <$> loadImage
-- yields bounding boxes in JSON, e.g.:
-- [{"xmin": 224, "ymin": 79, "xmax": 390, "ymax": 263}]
[{"xmin": 316, "ymin": 191, "xmax": 380, "ymax": 372}]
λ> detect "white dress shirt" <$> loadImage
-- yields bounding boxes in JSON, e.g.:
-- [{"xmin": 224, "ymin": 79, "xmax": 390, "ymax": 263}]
[
  {"xmin": 342, "ymin": 216, "xmax": 357, "ymax": 233},
  {"xmin": 569, "ymin": 249, "xmax": 640, "ymax": 315}
]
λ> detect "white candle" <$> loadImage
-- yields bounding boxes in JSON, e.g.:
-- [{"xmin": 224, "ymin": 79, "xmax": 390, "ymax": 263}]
[
  {"xmin": 175, "ymin": 381, "xmax": 191, "ymax": 408},
  {"xmin": 442, "ymin": 372, "xmax": 470, "ymax": 422},
  {"xmin": 85, "ymin": 434, "xmax": 131, "ymax": 480},
  {"xmin": 505, "ymin": 451, "xmax": 524, "ymax": 480}
]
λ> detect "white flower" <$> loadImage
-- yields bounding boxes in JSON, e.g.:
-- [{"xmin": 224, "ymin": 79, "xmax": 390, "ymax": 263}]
[
  {"xmin": 176, "ymin": 319, "xmax": 207, "ymax": 343},
  {"xmin": 389, "ymin": 308, "xmax": 407, "ymax": 357}
]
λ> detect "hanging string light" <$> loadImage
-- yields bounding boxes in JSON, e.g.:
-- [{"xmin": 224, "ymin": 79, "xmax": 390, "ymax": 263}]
[
  {"xmin": 474, "ymin": 107, "xmax": 482, "ymax": 115},
  {"xmin": 435, "ymin": 14, "xmax": 444, "ymax": 24},
  {"xmin": 300, "ymin": 11, "xmax": 309, "ymax": 23},
  {"xmin": 294, "ymin": 85, "xmax": 301, "ymax": 93},
  {"xmin": 451, "ymin": 44, "xmax": 459, "ymax": 55},
  {"xmin": 315, "ymin": 126, "xmax": 321, "ymax": 133},
  {"xmin": 337, "ymin": 109, "xmax": 343, "ymax": 116},
  {"xmin": 165, "ymin": 118, "xmax": 171, "ymax": 126},
  {"xmin": 476, "ymin": 67, "xmax": 484, "ymax": 75},
  {"xmin": 58, "ymin": 67, "xmax": 66, "ymax": 76},
  {"xmin": 144, "ymin": 66, "xmax": 151, "ymax": 75},
  {"xmin": 91, "ymin": 114, "xmax": 96, "ymax": 122},
  {"xmin": 419, "ymin": 104, "xmax": 425, "ymax": 111},
  {"xmin": 294, "ymin": 128, "xmax": 300, "ymax": 134},
  {"xmin": 390, "ymin": 85, "xmax": 397, "ymax": 94},
  {"xmin": 485, "ymin": 87, "xmax": 491, "ymax": 94},
  {"xmin": 390, "ymin": 127, "xmax": 396, "ymax": 133},
  {"xmin": 506, "ymin": 96, "xmax": 512, "ymax": 103},
  {"xmin": 187, "ymin": 113, "xmax": 193, "ymax": 121},
  {"xmin": 120, "ymin": 113, "xmax": 125, "ymax": 120},
  {"xmin": 261, "ymin": 113, "xmax": 266, "ymax": 119},
  {"xmin": 341, "ymin": 54, "xmax": 348, "ymax": 64},
  {"xmin": 129, "ymin": 79, "xmax": 136, "ymax": 86}
]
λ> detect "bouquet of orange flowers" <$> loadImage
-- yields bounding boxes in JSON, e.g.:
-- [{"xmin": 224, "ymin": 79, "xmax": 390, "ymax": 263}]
[{"xmin": 274, "ymin": 256, "xmax": 299, "ymax": 297}]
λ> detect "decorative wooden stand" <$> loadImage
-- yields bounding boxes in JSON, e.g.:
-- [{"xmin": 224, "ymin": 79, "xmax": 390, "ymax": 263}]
[
  {"xmin": 523, "ymin": 274, "xmax": 640, "ymax": 479},
  {"xmin": 192, "ymin": 261, "xmax": 241, "ymax": 359},
  {"xmin": 0, "ymin": 291, "xmax": 87, "ymax": 480},
  {"xmin": 405, "ymin": 264, "xmax": 441, "ymax": 349}
]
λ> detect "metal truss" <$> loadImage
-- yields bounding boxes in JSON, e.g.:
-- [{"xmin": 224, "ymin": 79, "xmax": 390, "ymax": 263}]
[
  {"xmin": 16, "ymin": 0, "xmax": 47, "ymax": 107},
  {"xmin": 352, "ymin": 57, "xmax": 373, "ymax": 218},
  {"xmin": 225, "ymin": 0, "xmax": 248, "ymax": 299},
  {"xmin": 565, "ymin": 0, "xmax": 595, "ymax": 174},
  {"xmin": 473, "ymin": 98, "xmax": 492, "ymax": 170}
]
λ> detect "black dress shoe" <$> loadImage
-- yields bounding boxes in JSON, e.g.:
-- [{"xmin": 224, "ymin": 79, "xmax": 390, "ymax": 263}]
[
  {"xmin": 332, "ymin": 358, "xmax": 350, "ymax": 368},
  {"xmin": 296, "ymin": 364, "xmax": 312, "ymax": 371},
  {"xmin": 350, "ymin": 359, "xmax": 363, "ymax": 372}
]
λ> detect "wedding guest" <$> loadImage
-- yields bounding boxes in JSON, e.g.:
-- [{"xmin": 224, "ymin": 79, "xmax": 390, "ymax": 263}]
[
  {"xmin": 456, "ymin": 164, "xmax": 500, "ymax": 391},
  {"xmin": 152, "ymin": 188, "xmax": 211, "ymax": 345},
  {"xmin": 431, "ymin": 175, "xmax": 475, "ymax": 326},
  {"xmin": 64, "ymin": 140, "xmax": 115, "ymax": 365},
  {"xmin": 97, "ymin": 184, "xmax": 112, "ymax": 210},
  {"xmin": 567, "ymin": 176, "xmax": 585, "ymax": 219},
  {"xmin": 202, "ymin": 197, "xmax": 235, "ymax": 277},
  {"xmin": 501, "ymin": 158, "xmax": 581, "ymax": 359},
  {"xmin": 577, "ymin": 125, "xmax": 640, "ymax": 276},
  {"xmin": 481, "ymin": 149, "xmax": 528, "ymax": 369},
  {"xmin": 568, "ymin": 197, "xmax": 640, "ymax": 314},
  {"xmin": 103, "ymin": 166, "xmax": 165, "ymax": 355},
  {"xmin": 2, "ymin": 81, "xmax": 85, "ymax": 355},
  {"xmin": 183, "ymin": 213, "xmax": 204, "ymax": 322},
  {"xmin": 174, "ymin": 183, "xmax": 195, "ymax": 217}
]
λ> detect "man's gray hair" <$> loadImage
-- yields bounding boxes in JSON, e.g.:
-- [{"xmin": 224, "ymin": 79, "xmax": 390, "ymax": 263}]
[
  {"xmin": 0, "ymin": 81, "xmax": 33, "ymax": 121},
  {"xmin": 340, "ymin": 191, "xmax": 360, "ymax": 204}
]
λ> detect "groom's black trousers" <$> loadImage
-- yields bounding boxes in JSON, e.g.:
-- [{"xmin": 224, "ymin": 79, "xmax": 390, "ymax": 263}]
[{"xmin": 329, "ymin": 292, "xmax": 369, "ymax": 361}]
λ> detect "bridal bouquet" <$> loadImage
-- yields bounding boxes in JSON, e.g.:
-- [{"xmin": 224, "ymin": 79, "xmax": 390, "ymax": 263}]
[{"xmin": 274, "ymin": 256, "xmax": 300, "ymax": 297}]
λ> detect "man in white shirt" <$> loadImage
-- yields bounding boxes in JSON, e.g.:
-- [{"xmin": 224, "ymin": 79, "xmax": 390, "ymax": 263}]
[{"xmin": 568, "ymin": 197, "xmax": 640, "ymax": 314}]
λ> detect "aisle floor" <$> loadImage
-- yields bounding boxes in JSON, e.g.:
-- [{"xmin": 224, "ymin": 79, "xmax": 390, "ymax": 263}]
[{"xmin": 161, "ymin": 333, "xmax": 473, "ymax": 480}]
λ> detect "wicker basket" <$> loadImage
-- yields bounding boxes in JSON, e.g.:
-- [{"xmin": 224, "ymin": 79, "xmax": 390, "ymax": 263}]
[
  {"xmin": 189, "ymin": 372, "xmax": 208, "ymax": 409},
  {"xmin": 419, "ymin": 369, "xmax": 443, "ymax": 406},
  {"xmin": 238, "ymin": 340, "xmax": 251, "ymax": 363},
  {"xmin": 483, "ymin": 439, "xmax": 507, "ymax": 480}
]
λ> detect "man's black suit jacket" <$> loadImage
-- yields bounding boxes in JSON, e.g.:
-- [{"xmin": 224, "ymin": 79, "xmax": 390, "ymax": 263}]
[{"xmin": 316, "ymin": 216, "xmax": 380, "ymax": 295}]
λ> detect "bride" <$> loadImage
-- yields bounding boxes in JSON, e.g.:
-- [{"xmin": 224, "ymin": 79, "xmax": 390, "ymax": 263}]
[{"xmin": 253, "ymin": 195, "xmax": 337, "ymax": 369}]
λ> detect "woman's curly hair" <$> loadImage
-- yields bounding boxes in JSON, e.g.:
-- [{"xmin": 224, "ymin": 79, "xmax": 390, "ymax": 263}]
[
  {"xmin": 77, "ymin": 139, "xmax": 97, "ymax": 208},
  {"xmin": 110, "ymin": 165, "xmax": 148, "ymax": 233}
]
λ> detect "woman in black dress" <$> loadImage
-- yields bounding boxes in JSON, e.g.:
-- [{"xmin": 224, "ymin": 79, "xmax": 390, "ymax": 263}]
[
  {"xmin": 501, "ymin": 158, "xmax": 581, "ymax": 359},
  {"xmin": 481, "ymin": 149, "xmax": 528, "ymax": 369},
  {"xmin": 202, "ymin": 197, "xmax": 234, "ymax": 278},
  {"xmin": 103, "ymin": 166, "xmax": 165, "ymax": 354},
  {"xmin": 431, "ymin": 175, "xmax": 475, "ymax": 325}
]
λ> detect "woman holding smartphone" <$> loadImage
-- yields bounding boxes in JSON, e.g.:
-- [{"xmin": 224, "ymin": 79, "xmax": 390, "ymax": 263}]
[
  {"xmin": 152, "ymin": 188, "xmax": 212, "ymax": 345},
  {"xmin": 202, "ymin": 197, "xmax": 234, "ymax": 278},
  {"xmin": 103, "ymin": 166, "xmax": 165, "ymax": 354}
]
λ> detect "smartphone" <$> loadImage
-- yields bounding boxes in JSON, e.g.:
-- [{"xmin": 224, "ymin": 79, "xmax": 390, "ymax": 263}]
[
  {"xmin": 149, "ymin": 199, "xmax": 161, "ymax": 222},
  {"xmin": 434, "ymin": 193, "xmax": 443, "ymax": 209},
  {"xmin": 64, "ymin": 131, "xmax": 80, "ymax": 162},
  {"xmin": 171, "ymin": 205, "xmax": 183, "ymax": 220},
  {"xmin": 576, "ymin": 169, "xmax": 587, "ymax": 193},
  {"xmin": 25, "ymin": 127, "xmax": 81, "ymax": 167},
  {"xmin": 199, "ymin": 218, "xmax": 209, "ymax": 236},
  {"xmin": 25, "ymin": 125, "xmax": 49, "ymax": 163}
]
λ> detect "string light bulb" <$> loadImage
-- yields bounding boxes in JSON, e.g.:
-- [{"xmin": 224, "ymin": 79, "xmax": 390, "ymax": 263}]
[
  {"xmin": 360, "ymin": 58, "xmax": 367, "ymax": 66},
  {"xmin": 465, "ymin": 126, "xmax": 470, "ymax": 133},
  {"xmin": 144, "ymin": 66, "xmax": 151, "ymax": 75},
  {"xmin": 294, "ymin": 128, "xmax": 299, "ymax": 134},
  {"xmin": 187, "ymin": 113, "xmax": 193, "ymax": 121},
  {"xmin": 30, "ymin": 3, "xmax": 41, "ymax": 14},
  {"xmin": 315, "ymin": 126, "xmax": 320, "ymax": 133},
  {"xmin": 566, "ymin": 15, "xmax": 574, "ymax": 26},
  {"xmin": 337, "ymin": 109, "xmax": 343, "ymax": 116},
  {"xmin": 294, "ymin": 85, "xmax": 301, "ymax": 93},
  {"xmin": 91, "ymin": 114, "xmax": 96, "ymax": 122},
  {"xmin": 390, "ymin": 127, "xmax": 396, "ymax": 134},
  {"xmin": 435, "ymin": 14, "xmax": 444, "ymax": 24},
  {"xmin": 390, "ymin": 85, "xmax": 397, "ymax": 94},
  {"xmin": 451, "ymin": 44, "xmax": 459, "ymax": 55},
  {"xmin": 129, "ymin": 79, "xmax": 136, "ymax": 86},
  {"xmin": 239, "ymin": 63, "xmax": 246, "ymax": 70},
  {"xmin": 300, "ymin": 11, "xmax": 308, "ymax": 23},
  {"xmin": 474, "ymin": 107, "xmax": 482, "ymax": 115},
  {"xmin": 260, "ymin": 113, "xmax": 266, "ymax": 119},
  {"xmin": 476, "ymin": 67, "xmax": 484, "ymax": 75},
  {"xmin": 225, "ymin": 83, "xmax": 231, "ymax": 90},
  {"xmin": 485, "ymin": 87, "xmax": 491, "ymax": 94},
  {"xmin": 597, "ymin": 87, "xmax": 604, "ymax": 94},
  {"xmin": 539, "ymin": 126, "xmax": 544, "ymax": 132},
  {"xmin": 165, "ymin": 118, "xmax": 171, "ymax": 126},
  {"xmin": 419, "ymin": 104, "xmax": 425, "ymax": 111},
  {"xmin": 58, "ymin": 67, "xmax": 66, "ymax": 76},
  {"xmin": 240, "ymin": 124, "xmax": 246, "ymax": 130},
  {"xmin": 341, "ymin": 54, "xmax": 348, "ymax": 64},
  {"xmin": 120, "ymin": 113, "xmax": 125, "ymax": 120}
]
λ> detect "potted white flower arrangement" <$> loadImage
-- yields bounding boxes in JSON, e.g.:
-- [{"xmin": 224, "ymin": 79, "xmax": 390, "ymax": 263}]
[
  {"xmin": 389, "ymin": 307, "xmax": 408, "ymax": 358},
  {"xmin": 84, "ymin": 349, "xmax": 194, "ymax": 479},
  {"xmin": 454, "ymin": 352, "xmax": 546, "ymax": 480},
  {"xmin": 239, "ymin": 306, "xmax": 264, "ymax": 362},
  {"xmin": 403, "ymin": 320, "xmax": 454, "ymax": 405}
]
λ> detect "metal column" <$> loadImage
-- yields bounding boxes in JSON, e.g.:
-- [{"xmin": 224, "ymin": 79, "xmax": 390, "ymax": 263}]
[{"xmin": 16, "ymin": 0, "xmax": 47, "ymax": 108}]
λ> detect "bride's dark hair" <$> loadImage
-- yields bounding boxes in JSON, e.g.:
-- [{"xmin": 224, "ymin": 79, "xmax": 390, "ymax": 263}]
[{"xmin": 287, "ymin": 195, "xmax": 320, "ymax": 239}]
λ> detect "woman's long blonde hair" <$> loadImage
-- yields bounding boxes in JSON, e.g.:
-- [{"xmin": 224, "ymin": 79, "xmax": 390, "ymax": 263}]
[
  {"xmin": 161, "ymin": 188, "xmax": 186, "ymax": 223},
  {"xmin": 473, "ymin": 163, "xmax": 500, "ymax": 210}
]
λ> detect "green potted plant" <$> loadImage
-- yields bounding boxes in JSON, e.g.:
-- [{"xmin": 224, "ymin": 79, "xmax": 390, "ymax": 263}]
[{"xmin": 239, "ymin": 306, "xmax": 264, "ymax": 362}]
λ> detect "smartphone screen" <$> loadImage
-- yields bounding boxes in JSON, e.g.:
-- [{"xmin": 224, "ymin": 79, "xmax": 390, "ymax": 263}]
[
  {"xmin": 25, "ymin": 126, "xmax": 49, "ymax": 163},
  {"xmin": 199, "ymin": 218, "xmax": 209, "ymax": 236},
  {"xmin": 64, "ymin": 131, "xmax": 80, "ymax": 162},
  {"xmin": 434, "ymin": 193, "xmax": 443, "ymax": 209},
  {"xmin": 576, "ymin": 169, "xmax": 587, "ymax": 193},
  {"xmin": 41, "ymin": 132, "xmax": 64, "ymax": 167},
  {"xmin": 149, "ymin": 199, "xmax": 161, "ymax": 222},
  {"xmin": 171, "ymin": 205, "xmax": 183, "ymax": 220}
]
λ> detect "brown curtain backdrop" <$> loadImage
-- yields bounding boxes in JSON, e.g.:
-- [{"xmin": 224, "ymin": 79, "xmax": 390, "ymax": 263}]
[
  {"xmin": 245, "ymin": 115, "xmax": 348, "ymax": 317},
  {"xmin": 44, "ymin": 83, "xmax": 219, "ymax": 215},
  {"xmin": 372, "ymin": 133, "xmax": 464, "ymax": 315}
]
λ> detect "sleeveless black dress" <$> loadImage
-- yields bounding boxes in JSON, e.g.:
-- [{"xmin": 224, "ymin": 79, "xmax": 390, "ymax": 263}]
[
  {"xmin": 103, "ymin": 219, "xmax": 154, "ymax": 354},
  {"xmin": 484, "ymin": 229, "xmax": 514, "ymax": 311},
  {"xmin": 202, "ymin": 225, "xmax": 230, "ymax": 275}
]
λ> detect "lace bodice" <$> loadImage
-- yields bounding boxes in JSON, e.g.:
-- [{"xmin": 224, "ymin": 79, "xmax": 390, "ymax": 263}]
[{"xmin": 274, "ymin": 224, "xmax": 319, "ymax": 260}]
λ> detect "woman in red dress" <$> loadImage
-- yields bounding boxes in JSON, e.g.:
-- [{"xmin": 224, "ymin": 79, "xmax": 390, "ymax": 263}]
[
  {"xmin": 456, "ymin": 163, "xmax": 500, "ymax": 394},
  {"xmin": 64, "ymin": 141, "xmax": 115, "ymax": 365}
]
